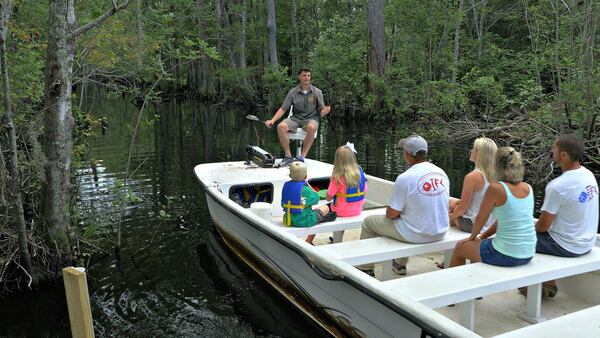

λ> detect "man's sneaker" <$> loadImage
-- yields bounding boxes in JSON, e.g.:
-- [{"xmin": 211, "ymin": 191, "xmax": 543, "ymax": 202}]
[
  {"xmin": 296, "ymin": 156, "xmax": 305, "ymax": 162},
  {"xmin": 359, "ymin": 269, "xmax": 375, "ymax": 277},
  {"xmin": 320, "ymin": 211, "xmax": 337, "ymax": 223},
  {"xmin": 542, "ymin": 283, "xmax": 558, "ymax": 298},
  {"xmin": 518, "ymin": 282, "xmax": 558, "ymax": 298},
  {"xmin": 392, "ymin": 261, "xmax": 407, "ymax": 275},
  {"xmin": 279, "ymin": 156, "xmax": 295, "ymax": 167}
]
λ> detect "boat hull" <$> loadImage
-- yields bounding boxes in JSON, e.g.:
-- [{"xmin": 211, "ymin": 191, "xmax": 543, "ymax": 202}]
[{"xmin": 205, "ymin": 193, "xmax": 440, "ymax": 338}]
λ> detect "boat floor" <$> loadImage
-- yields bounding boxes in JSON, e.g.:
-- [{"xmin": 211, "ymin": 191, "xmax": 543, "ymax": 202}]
[{"xmin": 311, "ymin": 229, "xmax": 594, "ymax": 337}]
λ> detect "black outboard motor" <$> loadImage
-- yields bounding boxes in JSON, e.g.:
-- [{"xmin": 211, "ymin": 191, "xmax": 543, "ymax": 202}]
[{"xmin": 246, "ymin": 145, "xmax": 274, "ymax": 168}]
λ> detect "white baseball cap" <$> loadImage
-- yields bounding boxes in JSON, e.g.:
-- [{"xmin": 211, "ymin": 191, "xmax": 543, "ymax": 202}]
[{"xmin": 397, "ymin": 134, "xmax": 428, "ymax": 156}]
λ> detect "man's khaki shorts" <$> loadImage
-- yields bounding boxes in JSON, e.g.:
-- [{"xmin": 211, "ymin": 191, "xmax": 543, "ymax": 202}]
[{"xmin": 282, "ymin": 117, "xmax": 319, "ymax": 132}]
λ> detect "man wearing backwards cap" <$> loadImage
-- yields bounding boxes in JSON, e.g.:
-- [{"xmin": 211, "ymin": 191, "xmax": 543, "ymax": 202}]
[{"xmin": 357, "ymin": 134, "xmax": 450, "ymax": 277}]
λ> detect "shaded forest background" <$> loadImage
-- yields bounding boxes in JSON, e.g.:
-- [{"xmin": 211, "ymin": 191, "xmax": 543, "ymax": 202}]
[{"xmin": 0, "ymin": 0, "xmax": 598, "ymax": 292}]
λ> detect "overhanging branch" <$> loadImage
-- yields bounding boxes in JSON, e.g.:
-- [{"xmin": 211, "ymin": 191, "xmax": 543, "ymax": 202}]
[{"xmin": 67, "ymin": 0, "xmax": 130, "ymax": 39}]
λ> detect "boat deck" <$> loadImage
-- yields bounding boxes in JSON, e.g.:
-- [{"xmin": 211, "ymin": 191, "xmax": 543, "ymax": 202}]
[
  {"xmin": 310, "ymin": 229, "xmax": 597, "ymax": 337},
  {"xmin": 197, "ymin": 159, "xmax": 334, "ymax": 187}
]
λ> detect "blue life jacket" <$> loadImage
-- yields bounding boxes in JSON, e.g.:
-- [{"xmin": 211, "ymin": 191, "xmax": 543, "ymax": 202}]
[
  {"xmin": 281, "ymin": 181, "xmax": 306, "ymax": 225},
  {"xmin": 336, "ymin": 167, "xmax": 366, "ymax": 203}
]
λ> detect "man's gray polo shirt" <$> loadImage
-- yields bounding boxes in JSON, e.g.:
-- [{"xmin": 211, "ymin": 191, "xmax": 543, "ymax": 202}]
[{"xmin": 281, "ymin": 85, "xmax": 325, "ymax": 121}]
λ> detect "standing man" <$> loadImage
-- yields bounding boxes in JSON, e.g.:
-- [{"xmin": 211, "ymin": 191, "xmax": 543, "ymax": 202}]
[
  {"xmin": 357, "ymin": 135, "xmax": 450, "ymax": 277},
  {"xmin": 530, "ymin": 134, "xmax": 599, "ymax": 297},
  {"xmin": 265, "ymin": 68, "xmax": 331, "ymax": 166}
]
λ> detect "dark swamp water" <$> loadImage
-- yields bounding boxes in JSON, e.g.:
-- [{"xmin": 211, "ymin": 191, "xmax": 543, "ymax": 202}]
[{"xmin": 0, "ymin": 96, "xmax": 552, "ymax": 337}]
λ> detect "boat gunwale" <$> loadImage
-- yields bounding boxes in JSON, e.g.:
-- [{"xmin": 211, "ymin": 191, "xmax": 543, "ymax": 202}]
[{"xmin": 194, "ymin": 162, "xmax": 477, "ymax": 338}]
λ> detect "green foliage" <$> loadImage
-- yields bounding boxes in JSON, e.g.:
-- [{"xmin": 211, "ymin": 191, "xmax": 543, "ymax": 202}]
[
  {"xmin": 260, "ymin": 66, "xmax": 294, "ymax": 109},
  {"xmin": 462, "ymin": 71, "xmax": 507, "ymax": 116},
  {"xmin": 421, "ymin": 80, "xmax": 467, "ymax": 118},
  {"xmin": 6, "ymin": 30, "xmax": 44, "ymax": 107},
  {"xmin": 310, "ymin": 15, "xmax": 367, "ymax": 110}
]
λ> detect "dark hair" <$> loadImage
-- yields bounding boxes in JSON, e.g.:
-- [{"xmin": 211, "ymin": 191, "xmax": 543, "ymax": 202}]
[
  {"xmin": 297, "ymin": 67, "xmax": 311, "ymax": 75},
  {"xmin": 408, "ymin": 150, "xmax": 428, "ymax": 162},
  {"xmin": 555, "ymin": 134, "xmax": 585, "ymax": 162}
]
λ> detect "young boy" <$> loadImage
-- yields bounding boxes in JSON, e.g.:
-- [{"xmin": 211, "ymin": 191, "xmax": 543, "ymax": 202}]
[{"xmin": 281, "ymin": 162, "xmax": 335, "ymax": 244}]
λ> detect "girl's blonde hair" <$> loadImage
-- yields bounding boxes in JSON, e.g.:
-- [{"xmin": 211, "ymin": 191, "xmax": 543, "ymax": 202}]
[
  {"xmin": 473, "ymin": 137, "xmax": 498, "ymax": 181},
  {"xmin": 332, "ymin": 146, "xmax": 361, "ymax": 188},
  {"xmin": 494, "ymin": 147, "xmax": 525, "ymax": 184}
]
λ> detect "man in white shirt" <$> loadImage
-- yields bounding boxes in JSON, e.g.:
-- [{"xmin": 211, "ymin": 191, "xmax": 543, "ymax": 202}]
[
  {"xmin": 358, "ymin": 135, "xmax": 449, "ymax": 277},
  {"xmin": 534, "ymin": 134, "xmax": 599, "ymax": 297}
]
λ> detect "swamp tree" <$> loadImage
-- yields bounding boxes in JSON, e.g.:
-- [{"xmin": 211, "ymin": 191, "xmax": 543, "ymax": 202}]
[
  {"xmin": 42, "ymin": 0, "xmax": 129, "ymax": 257},
  {"xmin": 0, "ymin": 0, "xmax": 33, "ymax": 282},
  {"xmin": 196, "ymin": 0, "xmax": 214, "ymax": 96},
  {"xmin": 367, "ymin": 0, "xmax": 385, "ymax": 108},
  {"xmin": 267, "ymin": 0, "xmax": 278, "ymax": 69}
]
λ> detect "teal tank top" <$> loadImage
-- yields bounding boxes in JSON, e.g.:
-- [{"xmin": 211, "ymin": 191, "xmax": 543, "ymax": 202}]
[{"xmin": 491, "ymin": 182, "xmax": 536, "ymax": 259}]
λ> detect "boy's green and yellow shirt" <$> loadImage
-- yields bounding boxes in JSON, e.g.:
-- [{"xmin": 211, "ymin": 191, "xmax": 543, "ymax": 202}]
[{"xmin": 283, "ymin": 186, "xmax": 319, "ymax": 228}]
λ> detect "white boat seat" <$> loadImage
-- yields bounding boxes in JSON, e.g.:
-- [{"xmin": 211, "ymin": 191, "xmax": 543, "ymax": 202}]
[
  {"xmin": 275, "ymin": 207, "xmax": 386, "ymax": 237},
  {"xmin": 287, "ymin": 127, "xmax": 317, "ymax": 158},
  {"xmin": 317, "ymin": 226, "xmax": 469, "ymax": 266},
  {"xmin": 492, "ymin": 304, "xmax": 600, "ymax": 338},
  {"xmin": 381, "ymin": 245, "xmax": 600, "ymax": 331},
  {"xmin": 287, "ymin": 127, "xmax": 308, "ymax": 140}
]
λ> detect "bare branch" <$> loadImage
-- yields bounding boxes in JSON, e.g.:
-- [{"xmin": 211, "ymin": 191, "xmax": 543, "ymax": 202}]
[{"xmin": 67, "ymin": 0, "xmax": 130, "ymax": 39}]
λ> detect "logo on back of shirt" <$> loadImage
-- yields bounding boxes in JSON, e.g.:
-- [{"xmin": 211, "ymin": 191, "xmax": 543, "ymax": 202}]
[
  {"xmin": 418, "ymin": 172, "xmax": 447, "ymax": 196},
  {"xmin": 579, "ymin": 185, "xmax": 598, "ymax": 203}
]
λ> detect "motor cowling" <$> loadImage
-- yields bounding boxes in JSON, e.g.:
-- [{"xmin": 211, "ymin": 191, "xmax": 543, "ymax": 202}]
[{"xmin": 246, "ymin": 145, "xmax": 274, "ymax": 168}]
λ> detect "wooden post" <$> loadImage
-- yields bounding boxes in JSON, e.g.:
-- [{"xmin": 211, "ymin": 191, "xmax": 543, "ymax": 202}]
[{"xmin": 63, "ymin": 267, "xmax": 95, "ymax": 338}]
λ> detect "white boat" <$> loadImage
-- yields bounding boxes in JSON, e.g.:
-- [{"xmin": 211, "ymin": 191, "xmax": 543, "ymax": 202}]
[{"xmin": 194, "ymin": 158, "xmax": 600, "ymax": 338}]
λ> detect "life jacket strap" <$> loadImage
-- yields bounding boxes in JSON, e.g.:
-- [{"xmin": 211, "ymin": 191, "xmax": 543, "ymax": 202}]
[
  {"xmin": 336, "ymin": 187, "xmax": 365, "ymax": 198},
  {"xmin": 283, "ymin": 201, "xmax": 304, "ymax": 226}
]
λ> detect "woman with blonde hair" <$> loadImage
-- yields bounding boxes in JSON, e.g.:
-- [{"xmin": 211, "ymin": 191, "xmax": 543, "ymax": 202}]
[
  {"xmin": 450, "ymin": 147, "xmax": 536, "ymax": 268},
  {"xmin": 449, "ymin": 137, "xmax": 498, "ymax": 233}
]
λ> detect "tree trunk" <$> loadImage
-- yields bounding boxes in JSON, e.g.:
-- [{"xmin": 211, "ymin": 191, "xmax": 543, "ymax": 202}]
[
  {"xmin": 521, "ymin": 0, "xmax": 542, "ymax": 87},
  {"xmin": 471, "ymin": 0, "xmax": 486, "ymax": 65},
  {"xmin": 452, "ymin": 0, "xmax": 464, "ymax": 83},
  {"xmin": 43, "ymin": 0, "xmax": 129, "ymax": 257},
  {"xmin": 215, "ymin": 0, "xmax": 224, "ymax": 55},
  {"xmin": 253, "ymin": 0, "xmax": 264, "ymax": 76},
  {"xmin": 386, "ymin": 23, "xmax": 398, "ymax": 68},
  {"xmin": 221, "ymin": 2, "xmax": 238, "ymax": 72},
  {"xmin": 266, "ymin": 0, "xmax": 278, "ymax": 70},
  {"xmin": 368, "ymin": 0, "xmax": 385, "ymax": 77},
  {"xmin": 582, "ymin": 0, "xmax": 597, "ymax": 133},
  {"xmin": 42, "ymin": 0, "xmax": 77, "ymax": 254},
  {"xmin": 312, "ymin": 0, "xmax": 319, "ymax": 39},
  {"xmin": 0, "ymin": 0, "xmax": 34, "ymax": 281},
  {"xmin": 196, "ymin": 0, "xmax": 214, "ymax": 96},
  {"xmin": 367, "ymin": 0, "xmax": 385, "ymax": 107},
  {"xmin": 215, "ymin": 0, "xmax": 225, "ymax": 92},
  {"xmin": 135, "ymin": 0, "xmax": 143, "ymax": 69},
  {"xmin": 551, "ymin": 0, "xmax": 564, "ymax": 131},
  {"xmin": 291, "ymin": 0, "xmax": 299, "ymax": 71},
  {"xmin": 239, "ymin": 0, "xmax": 247, "ymax": 85}
]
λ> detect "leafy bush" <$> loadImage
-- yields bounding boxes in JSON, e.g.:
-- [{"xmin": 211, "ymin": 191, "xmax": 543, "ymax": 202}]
[
  {"xmin": 310, "ymin": 15, "xmax": 367, "ymax": 111},
  {"xmin": 260, "ymin": 65, "xmax": 294, "ymax": 110},
  {"xmin": 462, "ymin": 69, "xmax": 507, "ymax": 116}
]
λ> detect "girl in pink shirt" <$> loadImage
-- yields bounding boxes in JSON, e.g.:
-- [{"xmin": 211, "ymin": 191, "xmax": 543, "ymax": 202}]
[{"xmin": 327, "ymin": 145, "xmax": 367, "ymax": 217}]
